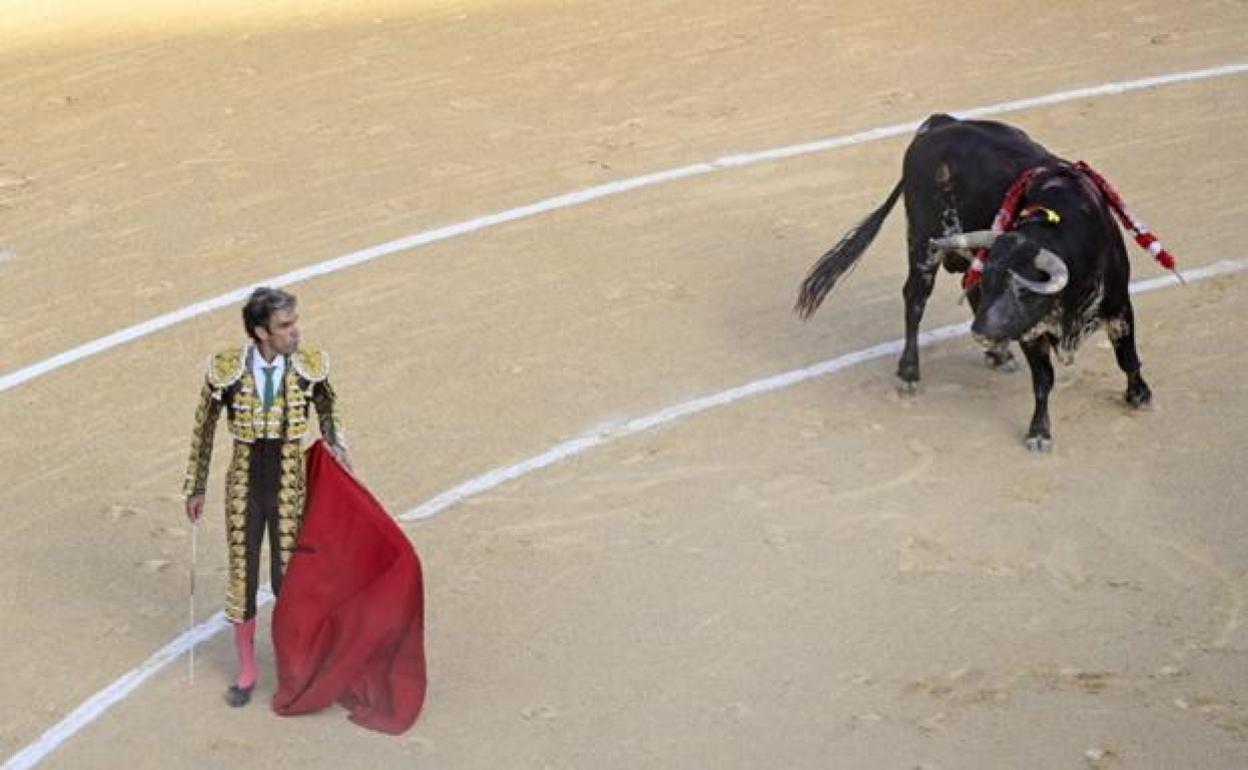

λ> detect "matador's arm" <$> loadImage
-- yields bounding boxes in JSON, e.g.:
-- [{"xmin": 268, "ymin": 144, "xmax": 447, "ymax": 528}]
[
  {"xmin": 182, "ymin": 379, "xmax": 224, "ymax": 497},
  {"xmin": 311, "ymin": 378, "xmax": 347, "ymax": 453}
]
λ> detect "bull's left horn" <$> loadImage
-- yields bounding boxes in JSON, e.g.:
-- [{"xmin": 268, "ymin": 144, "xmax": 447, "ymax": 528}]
[
  {"xmin": 1010, "ymin": 248, "xmax": 1069, "ymax": 295},
  {"xmin": 929, "ymin": 230, "xmax": 999, "ymax": 252}
]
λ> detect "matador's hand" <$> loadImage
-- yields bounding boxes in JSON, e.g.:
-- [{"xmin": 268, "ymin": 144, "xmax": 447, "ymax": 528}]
[{"xmin": 185, "ymin": 494, "xmax": 205, "ymax": 524}]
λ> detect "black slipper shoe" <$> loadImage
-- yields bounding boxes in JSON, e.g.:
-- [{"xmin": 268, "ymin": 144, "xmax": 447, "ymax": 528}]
[{"xmin": 225, "ymin": 684, "xmax": 254, "ymax": 707}]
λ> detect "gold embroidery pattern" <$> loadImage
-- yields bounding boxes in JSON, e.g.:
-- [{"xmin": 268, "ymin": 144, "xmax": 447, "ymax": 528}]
[
  {"xmin": 224, "ymin": 369, "xmax": 294, "ymax": 442},
  {"xmin": 223, "ymin": 442, "xmax": 252, "ymax": 622},
  {"xmin": 276, "ymin": 441, "xmax": 306, "ymax": 571},
  {"xmin": 291, "ymin": 348, "xmax": 329, "ymax": 383},
  {"xmin": 207, "ymin": 346, "xmax": 247, "ymax": 390},
  {"xmin": 183, "ymin": 380, "xmax": 224, "ymax": 496},
  {"xmin": 282, "ymin": 368, "xmax": 309, "ymax": 441},
  {"xmin": 311, "ymin": 377, "xmax": 345, "ymax": 448},
  {"xmin": 221, "ymin": 349, "xmax": 330, "ymax": 443},
  {"xmin": 228, "ymin": 372, "xmax": 259, "ymax": 443},
  {"xmin": 249, "ymin": 374, "xmax": 286, "ymax": 439}
]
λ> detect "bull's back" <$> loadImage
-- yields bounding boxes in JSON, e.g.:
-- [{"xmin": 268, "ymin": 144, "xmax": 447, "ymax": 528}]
[{"xmin": 903, "ymin": 116, "xmax": 1055, "ymax": 233}]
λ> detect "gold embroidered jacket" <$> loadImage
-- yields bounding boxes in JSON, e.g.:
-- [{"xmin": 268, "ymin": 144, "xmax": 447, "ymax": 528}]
[
  {"xmin": 182, "ymin": 344, "xmax": 344, "ymax": 497},
  {"xmin": 182, "ymin": 343, "xmax": 345, "ymax": 621}
]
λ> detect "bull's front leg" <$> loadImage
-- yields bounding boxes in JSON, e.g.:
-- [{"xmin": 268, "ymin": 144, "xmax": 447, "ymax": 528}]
[
  {"xmin": 1019, "ymin": 337, "xmax": 1056, "ymax": 452},
  {"xmin": 985, "ymin": 341, "xmax": 1018, "ymax": 372},
  {"xmin": 898, "ymin": 233, "xmax": 938, "ymax": 395}
]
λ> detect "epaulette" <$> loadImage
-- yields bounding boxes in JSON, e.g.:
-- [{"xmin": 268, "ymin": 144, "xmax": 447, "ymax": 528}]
[
  {"xmin": 291, "ymin": 347, "xmax": 329, "ymax": 383},
  {"xmin": 206, "ymin": 345, "xmax": 247, "ymax": 389}
]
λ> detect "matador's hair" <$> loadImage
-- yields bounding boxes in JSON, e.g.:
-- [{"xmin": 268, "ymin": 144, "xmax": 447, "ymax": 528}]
[{"xmin": 242, "ymin": 287, "xmax": 297, "ymax": 341}]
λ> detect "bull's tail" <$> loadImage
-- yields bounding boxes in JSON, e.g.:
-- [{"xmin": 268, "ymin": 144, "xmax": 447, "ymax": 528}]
[{"xmin": 795, "ymin": 179, "xmax": 904, "ymax": 319}]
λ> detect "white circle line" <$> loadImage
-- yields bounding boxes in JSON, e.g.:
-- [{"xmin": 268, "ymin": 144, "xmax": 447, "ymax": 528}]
[
  {"xmin": 398, "ymin": 260, "xmax": 1245, "ymax": 521},
  {"xmin": 2, "ymin": 61, "xmax": 1245, "ymax": 395},
  {"xmin": 5, "ymin": 258, "xmax": 1244, "ymax": 770}
]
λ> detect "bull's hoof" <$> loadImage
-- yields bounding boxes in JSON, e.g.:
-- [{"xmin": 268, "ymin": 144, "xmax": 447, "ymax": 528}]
[
  {"xmin": 1024, "ymin": 434, "xmax": 1053, "ymax": 453},
  {"xmin": 985, "ymin": 348, "xmax": 1018, "ymax": 373},
  {"xmin": 895, "ymin": 377, "xmax": 921, "ymax": 397},
  {"xmin": 1126, "ymin": 384, "xmax": 1153, "ymax": 408}
]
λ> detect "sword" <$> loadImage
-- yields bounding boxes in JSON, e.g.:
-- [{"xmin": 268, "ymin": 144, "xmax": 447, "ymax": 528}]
[{"xmin": 189, "ymin": 521, "xmax": 197, "ymax": 684}]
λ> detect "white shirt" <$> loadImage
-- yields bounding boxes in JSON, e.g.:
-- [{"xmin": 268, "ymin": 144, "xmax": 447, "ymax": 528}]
[{"xmin": 250, "ymin": 347, "xmax": 286, "ymax": 410}]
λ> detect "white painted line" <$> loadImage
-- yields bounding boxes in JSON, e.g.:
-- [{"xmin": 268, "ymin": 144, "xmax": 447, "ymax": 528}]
[
  {"xmin": 399, "ymin": 336, "xmax": 923, "ymax": 521},
  {"xmin": 2, "ymin": 61, "xmax": 1245, "ymax": 395},
  {"xmin": 401, "ymin": 259, "xmax": 1248, "ymax": 521},
  {"xmin": 0, "ymin": 612, "xmax": 226, "ymax": 770},
  {"xmin": 1, "ymin": 585, "xmax": 275, "ymax": 770},
  {"xmin": 7, "ymin": 258, "xmax": 1244, "ymax": 770}
]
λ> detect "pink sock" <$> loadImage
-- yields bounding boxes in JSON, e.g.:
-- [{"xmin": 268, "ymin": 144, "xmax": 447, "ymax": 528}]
[{"xmin": 233, "ymin": 618, "xmax": 258, "ymax": 689}]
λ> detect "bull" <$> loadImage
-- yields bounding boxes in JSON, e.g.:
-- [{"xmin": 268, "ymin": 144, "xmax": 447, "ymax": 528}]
[{"xmin": 796, "ymin": 114, "xmax": 1166, "ymax": 451}]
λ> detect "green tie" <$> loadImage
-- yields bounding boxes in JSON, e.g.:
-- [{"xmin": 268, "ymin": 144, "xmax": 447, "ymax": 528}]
[{"xmin": 262, "ymin": 365, "xmax": 277, "ymax": 411}]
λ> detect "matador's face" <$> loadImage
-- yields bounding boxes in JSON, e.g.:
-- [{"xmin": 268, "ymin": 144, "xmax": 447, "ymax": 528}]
[{"xmin": 257, "ymin": 308, "xmax": 301, "ymax": 357}]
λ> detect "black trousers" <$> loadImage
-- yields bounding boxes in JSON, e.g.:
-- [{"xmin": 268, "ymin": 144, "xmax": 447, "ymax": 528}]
[{"xmin": 243, "ymin": 440, "xmax": 284, "ymax": 620}]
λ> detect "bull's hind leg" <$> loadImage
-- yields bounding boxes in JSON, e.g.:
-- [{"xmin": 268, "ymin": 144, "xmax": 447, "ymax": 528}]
[
  {"xmin": 1020, "ymin": 337, "xmax": 1056, "ymax": 452},
  {"xmin": 897, "ymin": 227, "xmax": 938, "ymax": 395},
  {"xmin": 1108, "ymin": 303, "xmax": 1152, "ymax": 407}
]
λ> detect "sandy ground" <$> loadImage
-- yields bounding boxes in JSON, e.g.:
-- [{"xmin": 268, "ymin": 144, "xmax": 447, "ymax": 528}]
[{"xmin": 1, "ymin": 0, "xmax": 1246, "ymax": 767}]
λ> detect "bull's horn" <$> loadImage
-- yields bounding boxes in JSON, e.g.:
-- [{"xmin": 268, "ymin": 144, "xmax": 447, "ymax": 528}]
[
  {"xmin": 1010, "ymin": 248, "xmax": 1068, "ymax": 295},
  {"xmin": 928, "ymin": 230, "xmax": 999, "ymax": 251}
]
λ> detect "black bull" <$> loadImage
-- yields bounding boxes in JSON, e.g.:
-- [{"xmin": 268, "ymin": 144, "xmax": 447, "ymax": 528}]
[{"xmin": 795, "ymin": 114, "xmax": 1152, "ymax": 451}]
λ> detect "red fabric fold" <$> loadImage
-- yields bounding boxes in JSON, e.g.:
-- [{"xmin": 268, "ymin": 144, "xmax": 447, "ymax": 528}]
[{"xmin": 271, "ymin": 440, "xmax": 426, "ymax": 734}]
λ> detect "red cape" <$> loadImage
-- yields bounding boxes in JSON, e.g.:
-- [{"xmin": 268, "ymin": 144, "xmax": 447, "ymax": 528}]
[{"xmin": 271, "ymin": 441, "xmax": 427, "ymax": 733}]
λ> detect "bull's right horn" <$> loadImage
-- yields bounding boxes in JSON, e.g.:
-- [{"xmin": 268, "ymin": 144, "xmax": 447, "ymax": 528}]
[
  {"xmin": 928, "ymin": 230, "xmax": 1000, "ymax": 252},
  {"xmin": 1010, "ymin": 247, "xmax": 1069, "ymax": 295}
]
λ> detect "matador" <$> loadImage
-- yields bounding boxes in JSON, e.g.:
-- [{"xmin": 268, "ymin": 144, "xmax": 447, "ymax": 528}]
[{"xmin": 182, "ymin": 287, "xmax": 350, "ymax": 707}]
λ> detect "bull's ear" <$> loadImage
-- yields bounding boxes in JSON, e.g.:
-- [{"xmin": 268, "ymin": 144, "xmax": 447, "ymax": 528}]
[{"xmin": 929, "ymin": 230, "xmax": 999, "ymax": 252}]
